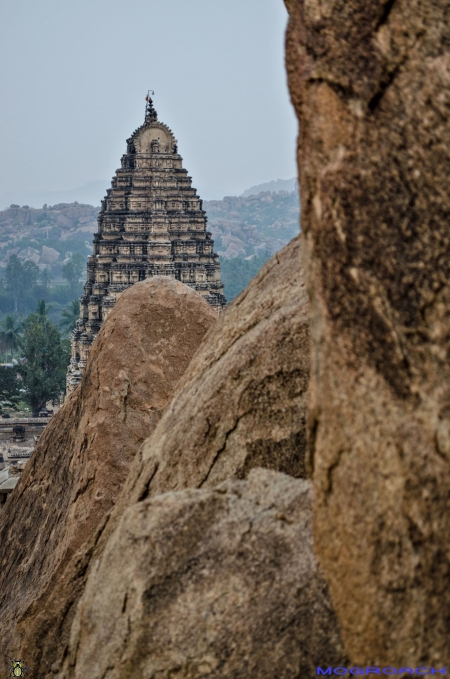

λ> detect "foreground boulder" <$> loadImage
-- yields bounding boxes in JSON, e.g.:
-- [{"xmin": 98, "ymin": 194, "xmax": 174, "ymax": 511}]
[
  {"xmin": 58, "ymin": 238, "xmax": 330, "ymax": 679},
  {"xmin": 286, "ymin": 0, "xmax": 450, "ymax": 666},
  {"xmin": 1, "ymin": 236, "xmax": 314, "ymax": 676},
  {"xmin": 65, "ymin": 236, "xmax": 309, "ymax": 608},
  {"xmin": 112, "ymin": 235, "xmax": 309, "ymax": 513},
  {"xmin": 0, "ymin": 277, "xmax": 217, "ymax": 676},
  {"xmin": 63, "ymin": 469, "xmax": 346, "ymax": 679}
]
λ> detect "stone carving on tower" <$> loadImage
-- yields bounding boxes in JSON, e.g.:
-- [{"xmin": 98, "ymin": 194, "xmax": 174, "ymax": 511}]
[{"xmin": 66, "ymin": 94, "xmax": 226, "ymax": 392}]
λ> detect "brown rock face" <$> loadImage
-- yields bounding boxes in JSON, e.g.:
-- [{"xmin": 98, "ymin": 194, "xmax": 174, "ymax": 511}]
[
  {"xmin": 57, "ymin": 238, "xmax": 330, "ymax": 678},
  {"xmin": 118, "ymin": 235, "xmax": 309, "ymax": 509},
  {"xmin": 0, "ymin": 277, "xmax": 217, "ymax": 676},
  {"xmin": 285, "ymin": 0, "xmax": 450, "ymax": 667},
  {"xmin": 63, "ymin": 470, "xmax": 345, "ymax": 679}
]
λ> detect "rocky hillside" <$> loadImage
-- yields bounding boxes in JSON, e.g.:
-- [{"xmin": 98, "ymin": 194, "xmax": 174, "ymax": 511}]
[
  {"xmin": 241, "ymin": 176, "xmax": 297, "ymax": 197},
  {"xmin": 204, "ymin": 190, "xmax": 300, "ymax": 260},
  {"xmin": 0, "ymin": 203, "xmax": 97, "ymax": 276},
  {"xmin": 0, "ymin": 190, "xmax": 300, "ymax": 277}
]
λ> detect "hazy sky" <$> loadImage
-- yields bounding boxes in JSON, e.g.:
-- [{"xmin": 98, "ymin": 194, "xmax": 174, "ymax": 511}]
[{"xmin": 0, "ymin": 0, "xmax": 297, "ymax": 201}]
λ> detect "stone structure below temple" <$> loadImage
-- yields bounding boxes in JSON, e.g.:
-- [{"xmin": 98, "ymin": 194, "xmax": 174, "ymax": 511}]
[{"xmin": 67, "ymin": 95, "xmax": 225, "ymax": 392}]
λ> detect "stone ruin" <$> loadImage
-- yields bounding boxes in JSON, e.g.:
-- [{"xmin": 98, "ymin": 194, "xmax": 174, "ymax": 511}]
[{"xmin": 67, "ymin": 95, "xmax": 226, "ymax": 392}]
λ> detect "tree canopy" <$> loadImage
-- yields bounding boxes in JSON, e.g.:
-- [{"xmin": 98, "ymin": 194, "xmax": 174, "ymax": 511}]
[
  {"xmin": 220, "ymin": 254, "xmax": 272, "ymax": 302},
  {"xmin": 59, "ymin": 300, "xmax": 80, "ymax": 335},
  {"xmin": 0, "ymin": 366, "xmax": 22, "ymax": 408},
  {"xmin": 62, "ymin": 253, "xmax": 84, "ymax": 295},
  {"xmin": 19, "ymin": 313, "xmax": 69, "ymax": 416},
  {"xmin": 0, "ymin": 253, "xmax": 85, "ymax": 318},
  {"xmin": 39, "ymin": 268, "xmax": 52, "ymax": 289},
  {"xmin": 0, "ymin": 314, "xmax": 22, "ymax": 357}
]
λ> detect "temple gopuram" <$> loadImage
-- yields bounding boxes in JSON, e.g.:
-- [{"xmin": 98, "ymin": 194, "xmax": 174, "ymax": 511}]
[{"xmin": 67, "ymin": 95, "xmax": 226, "ymax": 392}]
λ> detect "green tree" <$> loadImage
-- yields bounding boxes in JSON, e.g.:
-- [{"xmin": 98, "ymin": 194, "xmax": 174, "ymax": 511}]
[
  {"xmin": 0, "ymin": 314, "xmax": 22, "ymax": 360},
  {"xmin": 59, "ymin": 300, "xmax": 80, "ymax": 335},
  {"xmin": 4, "ymin": 256, "xmax": 40, "ymax": 312},
  {"xmin": 0, "ymin": 366, "xmax": 21, "ymax": 408},
  {"xmin": 22, "ymin": 260, "xmax": 40, "ymax": 290},
  {"xmin": 19, "ymin": 315, "xmax": 69, "ymax": 416},
  {"xmin": 220, "ymin": 253, "xmax": 272, "ymax": 302},
  {"xmin": 62, "ymin": 253, "xmax": 85, "ymax": 295},
  {"xmin": 39, "ymin": 267, "xmax": 52, "ymax": 289},
  {"xmin": 35, "ymin": 299, "xmax": 51, "ymax": 322},
  {"xmin": 4, "ymin": 255, "xmax": 23, "ymax": 312}
]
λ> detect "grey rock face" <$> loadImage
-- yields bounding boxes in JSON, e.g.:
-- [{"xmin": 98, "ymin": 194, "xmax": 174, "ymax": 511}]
[
  {"xmin": 63, "ymin": 470, "xmax": 346, "ymax": 679},
  {"xmin": 40, "ymin": 244, "xmax": 60, "ymax": 263}
]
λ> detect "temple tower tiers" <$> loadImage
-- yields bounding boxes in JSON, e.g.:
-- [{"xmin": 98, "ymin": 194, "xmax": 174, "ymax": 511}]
[{"xmin": 66, "ymin": 96, "xmax": 226, "ymax": 392}]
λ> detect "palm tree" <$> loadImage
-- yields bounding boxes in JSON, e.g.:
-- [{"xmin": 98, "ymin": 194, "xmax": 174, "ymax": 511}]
[
  {"xmin": 35, "ymin": 299, "xmax": 51, "ymax": 321},
  {"xmin": 0, "ymin": 315, "xmax": 22, "ymax": 361},
  {"xmin": 59, "ymin": 300, "xmax": 80, "ymax": 335}
]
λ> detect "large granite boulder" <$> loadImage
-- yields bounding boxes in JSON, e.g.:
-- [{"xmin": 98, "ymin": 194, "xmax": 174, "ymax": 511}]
[
  {"xmin": 62, "ymin": 469, "xmax": 345, "ymax": 679},
  {"xmin": 1, "ymin": 235, "xmax": 317, "ymax": 677},
  {"xmin": 114, "ymin": 235, "xmax": 309, "ymax": 512},
  {"xmin": 285, "ymin": 0, "xmax": 450, "ymax": 667},
  {"xmin": 40, "ymin": 244, "xmax": 60, "ymax": 264},
  {"xmin": 68, "ymin": 237, "xmax": 309, "ymax": 602},
  {"xmin": 0, "ymin": 277, "xmax": 217, "ymax": 676},
  {"xmin": 56, "ymin": 237, "xmax": 328, "ymax": 679}
]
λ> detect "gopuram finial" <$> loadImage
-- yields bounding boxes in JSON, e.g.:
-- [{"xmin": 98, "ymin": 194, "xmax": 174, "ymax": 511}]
[{"xmin": 145, "ymin": 90, "xmax": 157, "ymax": 122}]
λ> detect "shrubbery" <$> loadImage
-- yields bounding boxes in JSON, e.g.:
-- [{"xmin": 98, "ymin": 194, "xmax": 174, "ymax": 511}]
[
  {"xmin": 0, "ymin": 254, "xmax": 84, "ymax": 326},
  {"xmin": 0, "ymin": 302, "xmax": 70, "ymax": 416},
  {"xmin": 220, "ymin": 254, "xmax": 272, "ymax": 302}
]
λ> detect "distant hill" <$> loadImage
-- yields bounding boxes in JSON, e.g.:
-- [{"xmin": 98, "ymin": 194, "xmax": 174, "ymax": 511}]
[
  {"xmin": 0, "ymin": 181, "xmax": 109, "ymax": 212},
  {"xmin": 204, "ymin": 189, "xmax": 300, "ymax": 261},
  {"xmin": 0, "ymin": 183, "xmax": 300, "ymax": 300},
  {"xmin": 240, "ymin": 177, "xmax": 298, "ymax": 197},
  {"xmin": 204, "ymin": 187, "xmax": 301, "ymax": 301},
  {"xmin": 0, "ymin": 203, "xmax": 98, "ymax": 277},
  {"xmin": 0, "ymin": 178, "xmax": 299, "ymax": 211}
]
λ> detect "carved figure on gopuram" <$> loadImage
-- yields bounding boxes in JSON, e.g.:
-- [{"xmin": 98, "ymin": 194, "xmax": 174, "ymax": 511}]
[{"xmin": 66, "ymin": 93, "xmax": 226, "ymax": 393}]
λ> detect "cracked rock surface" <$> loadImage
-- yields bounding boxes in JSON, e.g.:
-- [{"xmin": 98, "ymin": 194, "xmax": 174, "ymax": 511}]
[
  {"xmin": 285, "ymin": 0, "xmax": 450, "ymax": 666},
  {"xmin": 62, "ymin": 469, "xmax": 345, "ymax": 679},
  {"xmin": 0, "ymin": 277, "xmax": 217, "ymax": 677}
]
